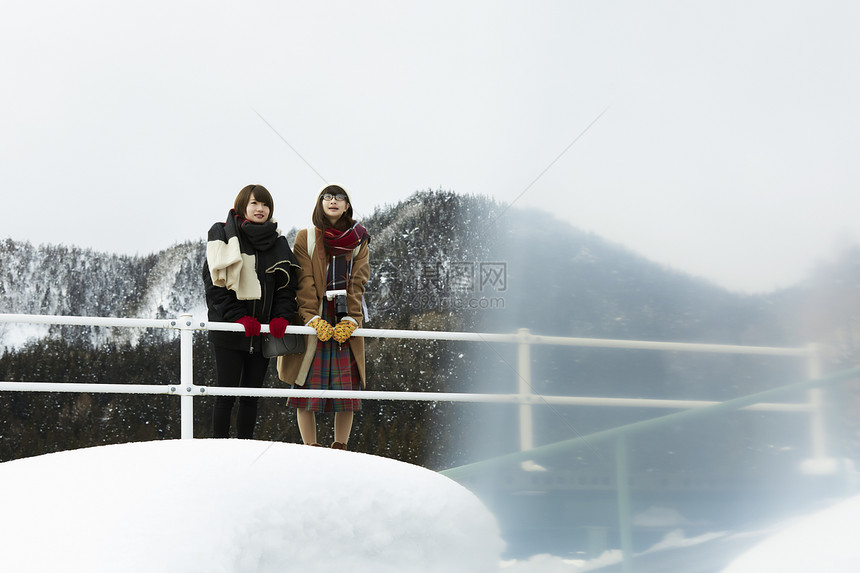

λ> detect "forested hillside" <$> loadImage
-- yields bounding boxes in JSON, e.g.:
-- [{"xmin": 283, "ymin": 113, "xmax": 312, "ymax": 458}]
[{"xmin": 1, "ymin": 191, "xmax": 858, "ymax": 472}]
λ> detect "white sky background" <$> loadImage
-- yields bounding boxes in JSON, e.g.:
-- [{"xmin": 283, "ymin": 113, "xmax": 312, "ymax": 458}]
[{"xmin": 2, "ymin": 0, "xmax": 859, "ymax": 293}]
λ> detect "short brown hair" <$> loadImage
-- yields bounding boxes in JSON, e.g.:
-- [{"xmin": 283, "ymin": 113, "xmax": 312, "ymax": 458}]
[
  {"xmin": 312, "ymin": 184, "xmax": 354, "ymax": 230},
  {"xmin": 234, "ymin": 184, "xmax": 274, "ymax": 221}
]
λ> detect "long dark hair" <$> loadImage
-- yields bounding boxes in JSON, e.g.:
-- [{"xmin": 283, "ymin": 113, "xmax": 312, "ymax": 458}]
[{"xmin": 312, "ymin": 184, "xmax": 355, "ymax": 231}]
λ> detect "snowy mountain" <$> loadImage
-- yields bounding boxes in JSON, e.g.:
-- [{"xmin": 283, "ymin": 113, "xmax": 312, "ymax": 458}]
[
  {"xmin": 0, "ymin": 190, "xmax": 815, "ymax": 468},
  {"xmin": 0, "ymin": 191, "xmax": 796, "ymax": 350},
  {"xmin": 0, "ymin": 239, "xmax": 206, "ymax": 348}
]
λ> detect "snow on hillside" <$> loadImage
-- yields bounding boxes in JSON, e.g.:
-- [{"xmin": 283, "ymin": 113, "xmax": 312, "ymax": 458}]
[{"xmin": 0, "ymin": 240, "xmax": 206, "ymax": 349}]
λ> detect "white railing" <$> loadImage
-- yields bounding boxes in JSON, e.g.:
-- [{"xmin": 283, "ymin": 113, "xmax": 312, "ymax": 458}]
[
  {"xmin": 1, "ymin": 311, "xmax": 841, "ymax": 573},
  {"xmin": 0, "ymin": 312, "xmax": 821, "ymax": 454}
]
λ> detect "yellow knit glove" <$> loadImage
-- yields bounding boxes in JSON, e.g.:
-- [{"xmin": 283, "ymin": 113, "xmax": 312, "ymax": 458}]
[
  {"xmin": 332, "ymin": 319, "xmax": 358, "ymax": 344},
  {"xmin": 308, "ymin": 317, "xmax": 333, "ymax": 342}
]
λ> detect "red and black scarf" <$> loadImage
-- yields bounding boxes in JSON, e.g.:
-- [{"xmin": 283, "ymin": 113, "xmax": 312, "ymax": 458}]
[{"xmin": 323, "ymin": 223, "xmax": 370, "ymax": 256}]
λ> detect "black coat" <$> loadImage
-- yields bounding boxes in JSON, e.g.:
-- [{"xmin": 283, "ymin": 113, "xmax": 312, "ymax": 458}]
[{"xmin": 202, "ymin": 219, "xmax": 300, "ymax": 353}]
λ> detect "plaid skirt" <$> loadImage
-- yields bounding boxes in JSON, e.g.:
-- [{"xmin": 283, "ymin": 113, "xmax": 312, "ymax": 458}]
[{"xmin": 288, "ymin": 316, "xmax": 362, "ymax": 412}]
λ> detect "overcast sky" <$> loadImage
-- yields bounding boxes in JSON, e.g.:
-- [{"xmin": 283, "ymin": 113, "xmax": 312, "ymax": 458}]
[{"xmin": 2, "ymin": 1, "xmax": 858, "ymax": 293}]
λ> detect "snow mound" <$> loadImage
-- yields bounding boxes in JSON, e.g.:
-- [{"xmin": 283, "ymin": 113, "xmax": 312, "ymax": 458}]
[
  {"xmin": 0, "ymin": 440, "xmax": 504, "ymax": 572},
  {"xmin": 722, "ymin": 494, "xmax": 860, "ymax": 572}
]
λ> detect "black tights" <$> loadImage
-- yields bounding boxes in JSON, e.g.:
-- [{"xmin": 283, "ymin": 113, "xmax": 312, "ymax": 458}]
[{"xmin": 212, "ymin": 346, "xmax": 270, "ymax": 439}]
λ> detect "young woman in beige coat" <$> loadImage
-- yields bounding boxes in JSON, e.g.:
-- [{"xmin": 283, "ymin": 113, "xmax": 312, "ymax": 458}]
[{"xmin": 278, "ymin": 184, "xmax": 370, "ymax": 449}]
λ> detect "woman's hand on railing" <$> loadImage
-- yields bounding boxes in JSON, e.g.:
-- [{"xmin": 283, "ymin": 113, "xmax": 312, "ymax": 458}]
[
  {"xmin": 236, "ymin": 316, "xmax": 261, "ymax": 337},
  {"xmin": 269, "ymin": 317, "xmax": 289, "ymax": 338},
  {"xmin": 308, "ymin": 317, "xmax": 333, "ymax": 341},
  {"xmin": 333, "ymin": 319, "xmax": 358, "ymax": 343}
]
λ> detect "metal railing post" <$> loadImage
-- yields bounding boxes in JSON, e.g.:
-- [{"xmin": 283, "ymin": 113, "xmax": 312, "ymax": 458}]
[
  {"xmin": 807, "ymin": 343, "xmax": 826, "ymax": 460},
  {"xmin": 517, "ymin": 328, "xmax": 534, "ymax": 453},
  {"xmin": 177, "ymin": 313, "xmax": 195, "ymax": 439},
  {"xmin": 800, "ymin": 342, "xmax": 843, "ymax": 475},
  {"xmin": 615, "ymin": 434, "xmax": 634, "ymax": 573}
]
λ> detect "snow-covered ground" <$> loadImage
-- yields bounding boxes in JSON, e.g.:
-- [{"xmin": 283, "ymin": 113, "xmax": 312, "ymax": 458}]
[
  {"xmin": 721, "ymin": 493, "xmax": 860, "ymax": 572},
  {"xmin": 1, "ymin": 439, "xmax": 858, "ymax": 572},
  {"xmin": 0, "ymin": 440, "xmax": 503, "ymax": 572}
]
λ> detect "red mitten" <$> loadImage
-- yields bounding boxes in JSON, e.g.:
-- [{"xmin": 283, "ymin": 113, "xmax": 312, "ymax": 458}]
[
  {"xmin": 269, "ymin": 317, "xmax": 289, "ymax": 338},
  {"xmin": 236, "ymin": 316, "xmax": 261, "ymax": 337}
]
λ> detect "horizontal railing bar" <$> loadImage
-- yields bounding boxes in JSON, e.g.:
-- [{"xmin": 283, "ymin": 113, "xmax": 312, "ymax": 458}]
[
  {"xmin": 0, "ymin": 381, "xmax": 812, "ymax": 412},
  {"xmin": 203, "ymin": 320, "xmax": 518, "ymax": 341},
  {"xmin": 0, "ymin": 381, "xmax": 173, "ymax": 395},
  {"xmin": 515, "ymin": 334, "xmax": 810, "ymax": 356},
  {"xmin": 201, "ymin": 387, "xmax": 812, "ymax": 412},
  {"xmin": 525, "ymin": 396, "xmax": 813, "ymax": 412},
  {"xmin": 0, "ymin": 313, "xmax": 811, "ymax": 356},
  {"xmin": 210, "ymin": 321, "xmax": 810, "ymax": 355},
  {"xmin": 0, "ymin": 313, "xmax": 174, "ymax": 329}
]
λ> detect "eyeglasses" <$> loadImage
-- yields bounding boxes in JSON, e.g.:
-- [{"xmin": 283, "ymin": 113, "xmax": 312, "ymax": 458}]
[{"xmin": 321, "ymin": 193, "xmax": 347, "ymax": 202}]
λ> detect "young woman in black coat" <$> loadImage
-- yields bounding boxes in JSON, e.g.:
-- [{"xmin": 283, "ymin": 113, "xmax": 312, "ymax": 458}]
[{"xmin": 202, "ymin": 184, "xmax": 300, "ymax": 439}]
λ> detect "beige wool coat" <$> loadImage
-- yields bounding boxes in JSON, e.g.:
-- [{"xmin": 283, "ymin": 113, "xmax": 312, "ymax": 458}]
[{"xmin": 276, "ymin": 228, "xmax": 370, "ymax": 388}]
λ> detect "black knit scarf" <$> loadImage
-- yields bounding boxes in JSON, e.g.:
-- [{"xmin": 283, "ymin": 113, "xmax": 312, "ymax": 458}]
[
  {"xmin": 208, "ymin": 210, "xmax": 296, "ymax": 300},
  {"xmin": 234, "ymin": 212, "xmax": 279, "ymax": 252}
]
